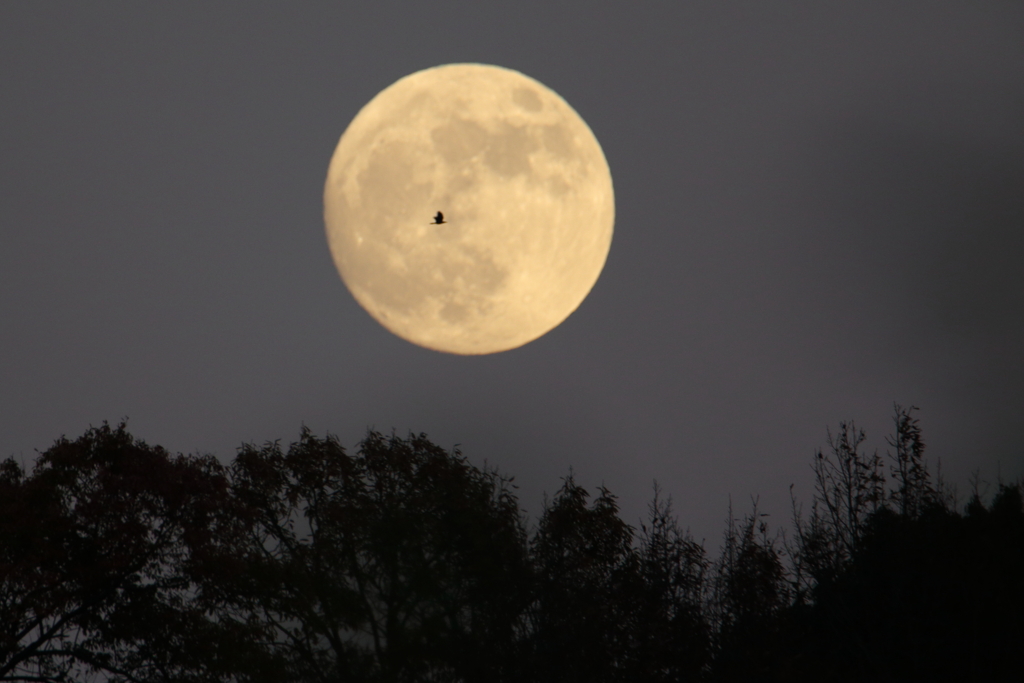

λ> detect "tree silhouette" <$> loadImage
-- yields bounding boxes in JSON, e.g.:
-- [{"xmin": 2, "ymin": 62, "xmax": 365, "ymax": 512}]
[
  {"xmin": 0, "ymin": 423, "xmax": 264, "ymax": 683},
  {"xmin": 526, "ymin": 475, "xmax": 641, "ymax": 682},
  {"xmin": 886, "ymin": 404, "xmax": 934, "ymax": 518},
  {"xmin": 781, "ymin": 482, "xmax": 1024, "ymax": 682},
  {"xmin": 788, "ymin": 419, "xmax": 885, "ymax": 597},
  {"xmin": 1, "ymin": 411, "xmax": 1020, "ymax": 682},
  {"xmin": 633, "ymin": 486, "xmax": 711, "ymax": 681},
  {"xmin": 777, "ymin": 405, "xmax": 1023, "ymax": 682},
  {"xmin": 226, "ymin": 428, "xmax": 530, "ymax": 683},
  {"xmin": 709, "ymin": 499, "xmax": 789, "ymax": 681}
]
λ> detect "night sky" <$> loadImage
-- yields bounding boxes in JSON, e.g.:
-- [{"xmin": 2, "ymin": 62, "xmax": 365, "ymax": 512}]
[{"xmin": 2, "ymin": 2, "xmax": 1022, "ymax": 545}]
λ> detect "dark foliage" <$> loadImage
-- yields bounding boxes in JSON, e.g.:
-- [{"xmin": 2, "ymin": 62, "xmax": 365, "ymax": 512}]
[
  {"xmin": 771, "ymin": 405, "xmax": 1023, "ymax": 682},
  {"xmin": 709, "ymin": 500, "xmax": 789, "ymax": 682},
  {"xmin": 777, "ymin": 485, "xmax": 1024, "ymax": 682},
  {"xmin": 527, "ymin": 476, "xmax": 637, "ymax": 682},
  {"xmin": 633, "ymin": 487, "xmax": 711, "ymax": 681},
  {"xmin": 2, "ymin": 407, "xmax": 1020, "ymax": 682},
  {"xmin": 0, "ymin": 423, "xmax": 267, "ymax": 683},
  {"xmin": 227, "ymin": 428, "xmax": 532, "ymax": 683}
]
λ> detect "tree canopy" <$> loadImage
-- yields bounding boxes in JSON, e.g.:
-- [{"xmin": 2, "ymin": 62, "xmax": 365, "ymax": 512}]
[{"xmin": 2, "ymin": 407, "xmax": 1020, "ymax": 682}]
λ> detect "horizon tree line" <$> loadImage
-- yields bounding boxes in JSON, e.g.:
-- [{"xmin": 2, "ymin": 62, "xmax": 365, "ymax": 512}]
[{"xmin": 1, "ymin": 405, "xmax": 1020, "ymax": 682}]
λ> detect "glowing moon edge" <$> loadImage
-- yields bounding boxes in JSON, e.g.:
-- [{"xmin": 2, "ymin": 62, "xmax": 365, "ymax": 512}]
[{"xmin": 324, "ymin": 63, "xmax": 614, "ymax": 355}]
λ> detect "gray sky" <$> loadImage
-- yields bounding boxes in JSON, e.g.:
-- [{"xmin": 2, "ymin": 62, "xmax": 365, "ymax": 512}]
[{"xmin": 2, "ymin": 1, "xmax": 1022, "ymax": 545}]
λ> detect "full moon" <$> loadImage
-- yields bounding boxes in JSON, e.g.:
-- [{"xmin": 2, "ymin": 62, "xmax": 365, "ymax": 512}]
[{"xmin": 324, "ymin": 64, "xmax": 614, "ymax": 354}]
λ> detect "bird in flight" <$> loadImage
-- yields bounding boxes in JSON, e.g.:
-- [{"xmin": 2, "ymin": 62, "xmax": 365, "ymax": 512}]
[{"xmin": 431, "ymin": 211, "xmax": 446, "ymax": 224}]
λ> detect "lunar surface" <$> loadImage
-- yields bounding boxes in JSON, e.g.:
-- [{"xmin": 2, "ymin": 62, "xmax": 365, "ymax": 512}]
[{"xmin": 324, "ymin": 63, "xmax": 614, "ymax": 354}]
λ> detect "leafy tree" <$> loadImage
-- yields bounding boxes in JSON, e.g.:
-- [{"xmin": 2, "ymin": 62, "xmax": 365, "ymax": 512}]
[
  {"xmin": 709, "ymin": 500, "xmax": 789, "ymax": 682},
  {"xmin": 226, "ymin": 428, "xmax": 531, "ymax": 683},
  {"xmin": 634, "ymin": 486, "xmax": 711, "ymax": 681},
  {"xmin": 789, "ymin": 404, "xmax": 931, "ymax": 599},
  {"xmin": 4, "ymin": 412, "xmax": 1019, "ymax": 682},
  {"xmin": 789, "ymin": 420, "xmax": 885, "ymax": 597},
  {"xmin": 0, "ymin": 423, "xmax": 262, "ymax": 683},
  {"xmin": 784, "ymin": 482, "xmax": 1024, "ymax": 682},
  {"xmin": 780, "ymin": 406, "xmax": 1023, "ymax": 682},
  {"xmin": 527, "ymin": 475, "xmax": 641, "ymax": 683},
  {"xmin": 886, "ymin": 404, "xmax": 934, "ymax": 518}
]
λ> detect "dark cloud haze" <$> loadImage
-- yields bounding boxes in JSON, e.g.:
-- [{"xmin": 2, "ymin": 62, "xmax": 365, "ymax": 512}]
[{"xmin": 2, "ymin": 2, "xmax": 1022, "ymax": 544}]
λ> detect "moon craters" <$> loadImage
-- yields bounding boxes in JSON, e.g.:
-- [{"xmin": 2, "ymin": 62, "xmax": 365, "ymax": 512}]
[{"xmin": 324, "ymin": 64, "xmax": 614, "ymax": 354}]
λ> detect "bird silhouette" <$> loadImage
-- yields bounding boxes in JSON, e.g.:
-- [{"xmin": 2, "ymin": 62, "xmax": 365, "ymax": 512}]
[{"xmin": 431, "ymin": 211, "xmax": 446, "ymax": 224}]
